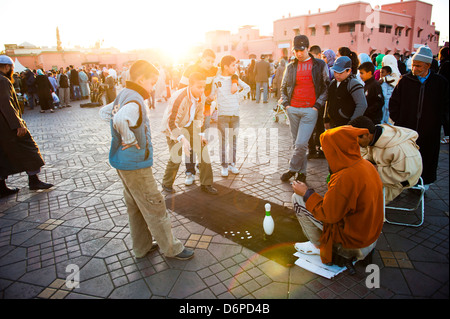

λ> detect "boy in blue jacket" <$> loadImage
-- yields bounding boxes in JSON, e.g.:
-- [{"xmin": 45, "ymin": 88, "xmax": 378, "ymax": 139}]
[{"xmin": 100, "ymin": 60, "xmax": 193, "ymax": 260}]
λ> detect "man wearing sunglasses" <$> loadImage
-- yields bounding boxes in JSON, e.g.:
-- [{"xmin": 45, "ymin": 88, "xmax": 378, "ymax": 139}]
[{"xmin": 279, "ymin": 35, "xmax": 330, "ymax": 184}]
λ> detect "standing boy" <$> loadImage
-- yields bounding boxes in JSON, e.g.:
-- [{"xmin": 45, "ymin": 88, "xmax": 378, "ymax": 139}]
[
  {"xmin": 358, "ymin": 62, "xmax": 384, "ymax": 124},
  {"xmin": 211, "ymin": 55, "xmax": 250, "ymax": 176},
  {"xmin": 99, "ymin": 60, "xmax": 193, "ymax": 260},
  {"xmin": 324, "ymin": 56, "xmax": 367, "ymax": 129},
  {"xmin": 161, "ymin": 72, "xmax": 218, "ymax": 195}
]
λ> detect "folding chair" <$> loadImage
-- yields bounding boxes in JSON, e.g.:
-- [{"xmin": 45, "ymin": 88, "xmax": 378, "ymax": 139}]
[{"xmin": 383, "ymin": 177, "xmax": 425, "ymax": 227}]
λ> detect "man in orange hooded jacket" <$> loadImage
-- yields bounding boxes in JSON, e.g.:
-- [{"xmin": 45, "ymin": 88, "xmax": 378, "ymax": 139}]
[{"xmin": 292, "ymin": 125, "xmax": 384, "ymax": 265}]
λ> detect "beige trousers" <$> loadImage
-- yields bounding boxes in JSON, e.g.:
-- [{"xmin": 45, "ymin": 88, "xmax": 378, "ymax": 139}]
[
  {"xmin": 292, "ymin": 194, "xmax": 376, "ymax": 261},
  {"xmin": 162, "ymin": 135, "xmax": 213, "ymax": 188},
  {"xmin": 117, "ymin": 167, "xmax": 184, "ymax": 258}
]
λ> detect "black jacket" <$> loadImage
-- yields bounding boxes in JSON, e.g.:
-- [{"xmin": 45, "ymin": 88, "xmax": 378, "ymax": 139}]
[
  {"xmin": 280, "ymin": 54, "xmax": 330, "ymax": 111},
  {"xmin": 362, "ymin": 77, "xmax": 384, "ymax": 124},
  {"xmin": 389, "ymin": 70, "xmax": 449, "ymax": 184},
  {"xmin": 325, "ymin": 75, "xmax": 367, "ymax": 127},
  {"xmin": 0, "ymin": 73, "xmax": 45, "ymax": 177}
]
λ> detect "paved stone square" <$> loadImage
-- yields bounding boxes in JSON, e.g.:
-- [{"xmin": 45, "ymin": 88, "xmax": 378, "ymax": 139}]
[{"xmin": 0, "ymin": 92, "xmax": 448, "ymax": 299}]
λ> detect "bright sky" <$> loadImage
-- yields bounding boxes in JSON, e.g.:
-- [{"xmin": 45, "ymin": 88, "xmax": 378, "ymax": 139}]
[{"xmin": 1, "ymin": 0, "xmax": 448, "ymax": 55}]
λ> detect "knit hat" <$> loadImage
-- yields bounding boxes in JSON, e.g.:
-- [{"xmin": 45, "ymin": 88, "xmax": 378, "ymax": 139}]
[
  {"xmin": 0, "ymin": 55, "xmax": 14, "ymax": 65},
  {"xmin": 412, "ymin": 46, "xmax": 433, "ymax": 64}
]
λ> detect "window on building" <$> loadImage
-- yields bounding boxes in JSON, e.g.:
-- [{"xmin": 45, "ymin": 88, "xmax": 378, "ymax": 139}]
[
  {"xmin": 294, "ymin": 28, "xmax": 300, "ymax": 36},
  {"xmin": 217, "ymin": 46, "xmax": 221, "ymax": 53},
  {"xmin": 310, "ymin": 27, "xmax": 316, "ymax": 36},
  {"xmin": 379, "ymin": 24, "xmax": 392, "ymax": 33},
  {"xmin": 395, "ymin": 27, "xmax": 402, "ymax": 36},
  {"xmin": 339, "ymin": 23, "xmax": 355, "ymax": 33},
  {"xmin": 418, "ymin": 29, "xmax": 422, "ymax": 38},
  {"xmin": 405, "ymin": 28, "xmax": 410, "ymax": 37},
  {"xmin": 284, "ymin": 30, "xmax": 287, "ymax": 36},
  {"xmin": 324, "ymin": 26, "xmax": 330, "ymax": 35},
  {"xmin": 224, "ymin": 45, "xmax": 228, "ymax": 51},
  {"xmin": 360, "ymin": 22, "xmax": 365, "ymax": 32}
]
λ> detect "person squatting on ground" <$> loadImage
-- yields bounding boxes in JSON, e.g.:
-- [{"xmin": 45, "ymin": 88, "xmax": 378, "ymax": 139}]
[
  {"xmin": 279, "ymin": 35, "xmax": 329, "ymax": 184},
  {"xmin": 211, "ymin": 55, "xmax": 250, "ymax": 177},
  {"xmin": 0, "ymin": 55, "xmax": 53, "ymax": 198},
  {"xmin": 99, "ymin": 60, "xmax": 194, "ymax": 260},
  {"xmin": 291, "ymin": 125, "xmax": 384, "ymax": 267},
  {"xmin": 161, "ymin": 72, "xmax": 218, "ymax": 195},
  {"xmin": 349, "ymin": 116, "xmax": 422, "ymax": 204}
]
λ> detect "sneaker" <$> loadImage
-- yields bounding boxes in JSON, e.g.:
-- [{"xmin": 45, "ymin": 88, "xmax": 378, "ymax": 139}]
[
  {"xmin": 201, "ymin": 185, "xmax": 218, "ymax": 195},
  {"xmin": 135, "ymin": 241, "xmax": 159, "ymax": 258},
  {"xmin": 185, "ymin": 173, "xmax": 195, "ymax": 186},
  {"xmin": 162, "ymin": 184, "xmax": 175, "ymax": 193},
  {"xmin": 221, "ymin": 167, "xmax": 229, "ymax": 177},
  {"xmin": 171, "ymin": 248, "xmax": 195, "ymax": 260},
  {"xmin": 296, "ymin": 173, "xmax": 307, "ymax": 183},
  {"xmin": 280, "ymin": 170, "xmax": 296, "ymax": 182},
  {"xmin": 228, "ymin": 164, "xmax": 239, "ymax": 174}
]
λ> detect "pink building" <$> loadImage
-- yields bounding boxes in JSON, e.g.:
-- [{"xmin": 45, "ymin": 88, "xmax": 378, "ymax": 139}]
[{"xmin": 272, "ymin": 0, "xmax": 440, "ymax": 60}]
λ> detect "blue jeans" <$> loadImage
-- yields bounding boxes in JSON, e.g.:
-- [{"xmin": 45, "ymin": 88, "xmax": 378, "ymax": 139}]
[
  {"xmin": 218, "ymin": 115, "xmax": 240, "ymax": 167},
  {"xmin": 256, "ymin": 82, "xmax": 268, "ymax": 103},
  {"xmin": 72, "ymin": 85, "xmax": 81, "ymax": 100},
  {"xmin": 26, "ymin": 93, "xmax": 38, "ymax": 109},
  {"xmin": 286, "ymin": 107, "xmax": 318, "ymax": 174}
]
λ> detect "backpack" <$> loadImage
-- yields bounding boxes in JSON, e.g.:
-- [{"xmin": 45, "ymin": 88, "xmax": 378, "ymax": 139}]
[{"xmin": 59, "ymin": 74, "xmax": 69, "ymax": 88}]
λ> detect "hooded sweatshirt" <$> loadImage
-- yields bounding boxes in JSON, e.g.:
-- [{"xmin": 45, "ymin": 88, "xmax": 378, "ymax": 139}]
[{"xmin": 304, "ymin": 126, "xmax": 384, "ymax": 264}]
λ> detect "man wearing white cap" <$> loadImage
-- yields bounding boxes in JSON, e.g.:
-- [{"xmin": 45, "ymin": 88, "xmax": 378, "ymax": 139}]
[
  {"xmin": 389, "ymin": 46, "xmax": 449, "ymax": 189},
  {"xmin": 0, "ymin": 55, "xmax": 53, "ymax": 197}
]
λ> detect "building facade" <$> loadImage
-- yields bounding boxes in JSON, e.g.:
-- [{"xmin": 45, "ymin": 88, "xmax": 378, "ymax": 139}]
[
  {"xmin": 273, "ymin": 0, "xmax": 440, "ymax": 60},
  {"xmin": 203, "ymin": 0, "xmax": 441, "ymax": 63}
]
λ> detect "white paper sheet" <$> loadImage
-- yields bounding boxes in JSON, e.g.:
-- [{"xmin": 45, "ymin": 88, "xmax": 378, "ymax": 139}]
[{"xmin": 293, "ymin": 252, "xmax": 352, "ymax": 279}]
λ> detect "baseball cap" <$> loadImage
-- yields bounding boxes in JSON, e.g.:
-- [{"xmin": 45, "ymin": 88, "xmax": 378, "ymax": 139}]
[
  {"xmin": 293, "ymin": 35, "xmax": 309, "ymax": 51},
  {"xmin": 0, "ymin": 55, "xmax": 14, "ymax": 65},
  {"xmin": 331, "ymin": 56, "xmax": 352, "ymax": 73}
]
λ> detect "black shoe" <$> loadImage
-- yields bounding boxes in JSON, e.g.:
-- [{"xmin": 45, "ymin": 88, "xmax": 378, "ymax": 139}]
[
  {"xmin": 307, "ymin": 150, "xmax": 318, "ymax": 160},
  {"xmin": 296, "ymin": 173, "xmax": 307, "ymax": 183},
  {"xmin": 171, "ymin": 248, "xmax": 195, "ymax": 260},
  {"xmin": 29, "ymin": 181, "xmax": 53, "ymax": 190},
  {"xmin": 0, "ymin": 184, "xmax": 19, "ymax": 198},
  {"xmin": 162, "ymin": 184, "xmax": 175, "ymax": 193},
  {"xmin": 28, "ymin": 175, "xmax": 53, "ymax": 190},
  {"xmin": 201, "ymin": 185, "xmax": 218, "ymax": 195},
  {"xmin": 280, "ymin": 170, "xmax": 296, "ymax": 182}
]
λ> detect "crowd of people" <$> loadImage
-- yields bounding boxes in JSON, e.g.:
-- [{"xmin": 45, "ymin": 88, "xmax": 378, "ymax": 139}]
[{"xmin": 1, "ymin": 33, "xmax": 449, "ymax": 268}]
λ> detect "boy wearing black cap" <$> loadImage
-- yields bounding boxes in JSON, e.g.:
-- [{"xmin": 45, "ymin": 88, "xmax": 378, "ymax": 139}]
[{"xmin": 279, "ymin": 35, "xmax": 330, "ymax": 183}]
